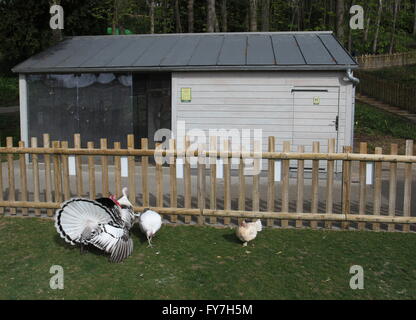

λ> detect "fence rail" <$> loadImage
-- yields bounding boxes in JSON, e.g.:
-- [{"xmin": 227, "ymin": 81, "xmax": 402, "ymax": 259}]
[
  {"xmin": 0, "ymin": 134, "xmax": 414, "ymax": 232},
  {"xmin": 356, "ymin": 51, "xmax": 416, "ymax": 70},
  {"xmin": 355, "ymin": 71, "xmax": 416, "ymax": 114}
]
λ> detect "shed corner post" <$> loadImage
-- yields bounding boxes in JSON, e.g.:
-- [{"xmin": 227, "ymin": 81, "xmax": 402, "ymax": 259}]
[{"xmin": 19, "ymin": 73, "xmax": 29, "ymax": 148}]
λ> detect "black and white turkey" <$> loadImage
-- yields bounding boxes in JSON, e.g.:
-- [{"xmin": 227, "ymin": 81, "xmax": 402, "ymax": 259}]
[{"xmin": 55, "ymin": 188, "xmax": 136, "ymax": 263}]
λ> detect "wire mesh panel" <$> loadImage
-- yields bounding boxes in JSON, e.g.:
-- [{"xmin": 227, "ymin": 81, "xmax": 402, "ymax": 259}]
[{"xmin": 27, "ymin": 73, "xmax": 133, "ymax": 149}]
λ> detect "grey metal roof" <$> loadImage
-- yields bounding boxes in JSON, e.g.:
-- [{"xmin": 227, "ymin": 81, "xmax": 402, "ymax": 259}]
[{"xmin": 12, "ymin": 31, "xmax": 358, "ymax": 73}]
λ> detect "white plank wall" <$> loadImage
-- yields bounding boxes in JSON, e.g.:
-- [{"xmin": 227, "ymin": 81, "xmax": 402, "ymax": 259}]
[{"xmin": 172, "ymin": 71, "xmax": 353, "ymax": 171}]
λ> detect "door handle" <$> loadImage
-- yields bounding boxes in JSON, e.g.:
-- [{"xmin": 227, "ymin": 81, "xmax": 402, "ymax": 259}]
[{"xmin": 329, "ymin": 116, "xmax": 339, "ymax": 131}]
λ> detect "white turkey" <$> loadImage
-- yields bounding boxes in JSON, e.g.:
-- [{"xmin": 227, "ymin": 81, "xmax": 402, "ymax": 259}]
[
  {"xmin": 55, "ymin": 188, "xmax": 136, "ymax": 263},
  {"xmin": 137, "ymin": 208, "xmax": 162, "ymax": 247}
]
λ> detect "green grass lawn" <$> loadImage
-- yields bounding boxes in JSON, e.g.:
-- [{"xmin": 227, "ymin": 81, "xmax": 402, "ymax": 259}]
[
  {"xmin": 354, "ymin": 102, "xmax": 416, "ymax": 153},
  {"xmin": 0, "ymin": 217, "xmax": 415, "ymax": 300}
]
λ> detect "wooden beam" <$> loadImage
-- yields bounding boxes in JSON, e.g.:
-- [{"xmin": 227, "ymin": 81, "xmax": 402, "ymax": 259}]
[
  {"xmin": 373, "ymin": 147, "xmax": 383, "ymax": 231},
  {"xmin": 1, "ymin": 147, "xmax": 415, "ymax": 163},
  {"xmin": 169, "ymin": 139, "xmax": 177, "ymax": 223},
  {"xmin": 114, "ymin": 142, "xmax": 122, "ymax": 198},
  {"xmin": 341, "ymin": 146, "xmax": 353, "ymax": 230},
  {"xmin": 403, "ymin": 140, "xmax": 414, "ymax": 232},
  {"xmin": 61, "ymin": 141, "xmax": 70, "ymax": 201},
  {"xmin": 18, "ymin": 141, "xmax": 28, "ymax": 215},
  {"xmin": 325, "ymin": 139, "xmax": 335, "ymax": 229},
  {"xmin": 100, "ymin": 138, "xmax": 109, "ymax": 197},
  {"xmin": 311, "ymin": 141, "xmax": 320, "ymax": 229},
  {"xmin": 31, "ymin": 137, "xmax": 40, "ymax": 216},
  {"xmin": 127, "ymin": 135, "xmax": 136, "ymax": 205},
  {"xmin": 388, "ymin": 144, "xmax": 398, "ymax": 232},
  {"xmin": 209, "ymin": 136, "xmax": 217, "ymax": 224},
  {"xmin": 296, "ymin": 145, "xmax": 304, "ymax": 228},
  {"xmin": 281, "ymin": 141, "xmax": 290, "ymax": 228},
  {"xmin": 141, "ymin": 138, "xmax": 149, "ymax": 207},
  {"xmin": 267, "ymin": 136, "xmax": 275, "ymax": 227},
  {"xmin": 3, "ymin": 200, "xmax": 416, "ymax": 225},
  {"xmin": 73, "ymin": 134, "xmax": 83, "ymax": 198},
  {"xmin": 358, "ymin": 142, "xmax": 368, "ymax": 230},
  {"xmin": 223, "ymin": 139, "xmax": 231, "ymax": 225}
]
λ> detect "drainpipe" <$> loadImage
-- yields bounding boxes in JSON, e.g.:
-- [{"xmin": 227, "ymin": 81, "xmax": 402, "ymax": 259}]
[{"xmin": 346, "ymin": 68, "xmax": 360, "ymax": 86}]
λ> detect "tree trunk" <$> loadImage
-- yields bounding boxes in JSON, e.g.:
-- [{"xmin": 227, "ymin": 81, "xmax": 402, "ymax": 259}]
[
  {"xmin": 389, "ymin": 0, "xmax": 400, "ymax": 54},
  {"xmin": 335, "ymin": 0, "xmax": 345, "ymax": 44},
  {"xmin": 112, "ymin": 0, "xmax": 118, "ymax": 35},
  {"xmin": 221, "ymin": 0, "xmax": 227, "ymax": 32},
  {"xmin": 297, "ymin": 0, "xmax": 304, "ymax": 31},
  {"xmin": 290, "ymin": 0, "xmax": 297, "ymax": 31},
  {"xmin": 249, "ymin": 0, "xmax": 257, "ymax": 32},
  {"xmin": 364, "ymin": 17, "xmax": 370, "ymax": 42},
  {"xmin": 307, "ymin": 0, "xmax": 314, "ymax": 28},
  {"xmin": 261, "ymin": 0, "xmax": 270, "ymax": 31},
  {"xmin": 245, "ymin": 10, "xmax": 249, "ymax": 31},
  {"xmin": 328, "ymin": 0, "xmax": 336, "ymax": 31},
  {"xmin": 373, "ymin": 0, "xmax": 383, "ymax": 53},
  {"xmin": 215, "ymin": 12, "xmax": 220, "ymax": 32},
  {"xmin": 207, "ymin": 0, "xmax": 216, "ymax": 32},
  {"xmin": 148, "ymin": 0, "xmax": 155, "ymax": 34},
  {"xmin": 347, "ymin": 0, "xmax": 353, "ymax": 53},
  {"xmin": 174, "ymin": 0, "xmax": 182, "ymax": 33},
  {"xmin": 163, "ymin": 0, "xmax": 168, "ymax": 33},
  {"xmin": 188, "ymin": 0, "xmax": 194, "ymax": 33}
]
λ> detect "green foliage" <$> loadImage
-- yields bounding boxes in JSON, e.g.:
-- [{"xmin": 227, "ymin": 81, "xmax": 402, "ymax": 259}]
[
  {"xmin": 0, "ymin": 76, "xmax": 19, "ymax": 107},
  {"xmin": 368, "ymin": 64, "xmax": 416, "ymax": 87},
  {"xmin": 0, "ymin": 0, "xmax": 53, "ymax": 75},
  {"xmin": 0, "ymin": 111, "xmax": 20, "ymax": 147},
  {"xmin": 355, "ymin": 102, "xmax": 416, "ymax": 140},
  {"xmin": 1, "ymin": 217, "xmax": 416, "ymax": 299},
  {"xmin": 0, "ymin": 1, "xmax": 416, "ymax": 72},
  {"xmin": 0, "ymin": 0, "xmax": 109, "ymax": 75},
  {"xmin": 0, "ymin": 76, "xmax": 19, "ymax": 146},
  {"xmin": 347, "ymin": 0, "xmax": 416, "ymax": 54}
]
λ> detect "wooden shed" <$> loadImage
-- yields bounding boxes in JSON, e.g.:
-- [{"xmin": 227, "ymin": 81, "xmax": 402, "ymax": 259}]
[{"xmin": 13, "ymin": 31, "xmax": 358, "ymax": 157}]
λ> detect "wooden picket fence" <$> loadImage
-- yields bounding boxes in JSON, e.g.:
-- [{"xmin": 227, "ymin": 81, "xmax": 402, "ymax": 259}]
[
  {"xmin": 0, "ymin": 134, "xmax": 415, "ymax": 232},
  {"xmin": 356, "ymin": 51, "xmax": 416, "ymax": 70},
  {"xmin": 355, "ymin": 71, "xmax": 416, "ymax": 114}
]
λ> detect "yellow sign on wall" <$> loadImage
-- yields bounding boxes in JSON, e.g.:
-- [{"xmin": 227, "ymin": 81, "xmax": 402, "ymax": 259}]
[
  {"xmin": 181, "ymin": 88, "xmax": 192, "ymax": 102},
  {"xmin": 313, "ymin": 96, "xmax": 320, "ymax": 105}
]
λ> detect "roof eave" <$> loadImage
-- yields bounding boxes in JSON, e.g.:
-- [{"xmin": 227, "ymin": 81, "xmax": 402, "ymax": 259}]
[{"xmin": 13, "ymin": 64, "xmax": 359, "ymax": 74}]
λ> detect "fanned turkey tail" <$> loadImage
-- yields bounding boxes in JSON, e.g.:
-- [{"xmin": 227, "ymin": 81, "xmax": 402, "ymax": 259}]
[{"xmin": 55, "ymin": 198, "xmax": 119, "ymax": 245}]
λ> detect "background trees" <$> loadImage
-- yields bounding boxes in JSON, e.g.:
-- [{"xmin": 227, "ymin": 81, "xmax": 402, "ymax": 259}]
[{"xmin": 1, "ymin": 0, "xmax": 416, "ymax": 74}]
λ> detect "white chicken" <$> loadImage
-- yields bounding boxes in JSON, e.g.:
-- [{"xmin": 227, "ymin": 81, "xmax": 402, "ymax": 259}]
[
  {"xmin": 235, "ymin": 219, "xmax": 262, "ymax": 246},
  {"xmin": 137, "ymin": 208, "xmax": 162, "ymax": 247}
]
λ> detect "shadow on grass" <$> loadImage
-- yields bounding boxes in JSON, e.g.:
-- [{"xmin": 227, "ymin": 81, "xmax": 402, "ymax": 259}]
[
  {"xmin": 52, "ymin": 233, "xmax": 108, "ymax": 259},
  {"xmin": 131, "ymin": 224, "xmax": 148, "ymax": 245},
  {"xmin": 222, "ymin": 232, "xmax": 241, "ymax": 244}
]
